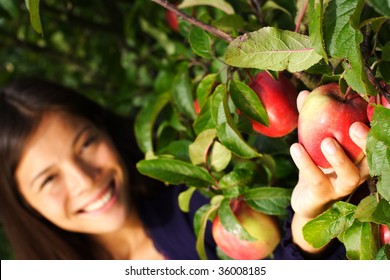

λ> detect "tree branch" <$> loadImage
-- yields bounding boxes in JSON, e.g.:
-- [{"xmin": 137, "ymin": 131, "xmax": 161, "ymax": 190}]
[{"xmin": 150, "ymin": 0, "xmax": 234, "ymax": 43}]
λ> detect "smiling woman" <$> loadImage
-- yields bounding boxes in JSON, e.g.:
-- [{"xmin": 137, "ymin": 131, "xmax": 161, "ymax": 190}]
[{"xmin": 0, "ymin": 77, "xmax": 217, "ymax": 259}]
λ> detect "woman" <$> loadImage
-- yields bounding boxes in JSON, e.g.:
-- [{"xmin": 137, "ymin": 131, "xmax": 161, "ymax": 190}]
[{"xmin": 0, "ymin": 78, "xmax": 369, "ymax": 259}]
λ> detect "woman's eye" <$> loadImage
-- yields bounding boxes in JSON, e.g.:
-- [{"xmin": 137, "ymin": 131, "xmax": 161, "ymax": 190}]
[
  {"xmin": 80, "ymin": 135, "xmax": 98, "ymax": 152},
  {"xmin": 41, "ymin": 175, "xmax": 56, "ymax": 190}
]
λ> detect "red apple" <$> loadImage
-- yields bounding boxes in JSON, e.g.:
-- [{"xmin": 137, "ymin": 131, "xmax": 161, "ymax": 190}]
[
  {"xmin": 367, "ymin": 94, "xmax": 390, "ymax": 122},
  {"xmin": 379, "ymin": 224, "xmax": 390, "ymax": 245},
  {"xmin": 298, "ymin": 83, "xmax": 369, "ymax": 169},
  {"xmin": 165, "ymin": 9, "xmax": 179, "ymax": 32},
  {"xmin": 194, "ymin": 99, "xmax": 201, "ymax": 114},
  {"xmin": 212, "ymin": 199, "xmax": 281, "ymax": 260},
  {"xmin": 248, "ymin": 71, "xmax": 299, "ymax": 138}
]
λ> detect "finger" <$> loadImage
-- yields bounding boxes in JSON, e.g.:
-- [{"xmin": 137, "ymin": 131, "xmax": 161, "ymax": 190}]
[
  {"xmin": 290, "ymin": 143, "xmax": 328, "ymax": 186},
  {"xmin": 349, "ymin": 122, "xmax": 370, "ymax": 153},
  {"xmin": 321, "ymin": 138, "xmax": 362, "ymax": 197},
  {"xmin": 297, "ymin": 90, "xmax": 310, "ymax": 113}
]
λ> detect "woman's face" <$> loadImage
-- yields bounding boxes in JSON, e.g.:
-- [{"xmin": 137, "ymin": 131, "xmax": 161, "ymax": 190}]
[{"xmin": 16, "ymin": 111, "xmax": 130, "ymax": 234}]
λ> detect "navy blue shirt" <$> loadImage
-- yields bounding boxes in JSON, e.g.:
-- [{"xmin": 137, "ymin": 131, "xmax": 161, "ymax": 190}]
[{"xmin": 136, "ymin": 185, "xmax": 346, "ymax": 260}]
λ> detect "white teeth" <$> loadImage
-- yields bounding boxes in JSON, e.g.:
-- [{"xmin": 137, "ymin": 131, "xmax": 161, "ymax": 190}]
[{"xmin": 83, "ymin": 187, "xmax": 113, "ymax": 212}]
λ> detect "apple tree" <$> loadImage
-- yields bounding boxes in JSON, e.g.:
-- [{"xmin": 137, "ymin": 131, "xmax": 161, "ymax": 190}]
[{"xmin": 4, "ymin": 0, "xmax": 390, "ymax": 260}]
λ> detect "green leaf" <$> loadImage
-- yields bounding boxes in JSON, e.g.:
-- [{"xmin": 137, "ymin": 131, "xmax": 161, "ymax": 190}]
[
  {"xmin": 189, "ymin": 129, "xmax": 217, "ymax": 165},
  {"xmin": 134, "ymin": 91, "xmax": 171, "ymax": 153},
  {"xmin": 211, "ymin": 85, "xmax": 260, "ymax": 159},
  {"xmin": 172, "ymin": 71, "xmax": 197, "ymax": 119},
  {"xmin": 382, "ymin": 41, "xmax": 390, "ymax": 62},
  {"xmin": 189, "ymin": 27, "xmax": 212, "ymax": 59},
  {"xmin": 218, "ymin": 198, "xmax": 255, "ymax": 241},
  {"xmin": 225, "ymin": 27, "xmax": 322, "ymax": 72},
  {"xmin": 158, "ymin": 139, "xmax": 192, "ymax": 161},
  {"xmin": 323, "ymin": 0, "xmax": 375, "ymax": 95},
  {"xmin": 178, "ymin": 187, "xmax": 197, "ymax": 213},
  {"xmin": 229, "ymin": 80, "xmax": 269, "ymax": 126},
  {"xmin": 140, "ymin": 18, "xmax": 175, "ymax": 55},
  {"xmin": 377, "ymin": 169, "xmax": 390, "ymax": 201},
  {"xmin": 210, "ymin": 141, "xmax": 231, "ymax": 172},
  {"xmin": 25, "ymin": 0, "xmax": 43, "ymax": 35},
  {"xmin": 243, "ymin": 187, "xmax": 292, "ymax": 216},
  {"xmin": 193, "ymin": 203, "xmax": 219, "ymax": 260},
  {"xmin": 366, "ymin": 0, "xmax": 390, "ymax": 18},
  {"xmin": 366, "ymin": 106, "xmax": 390, "ymax": 200},
  {"xmin": 193, "ymin": 98, "xmax": 216, "ymax": 135},
  {"xmin": 0, "ymin": 0, "xmax": 19, "ymax": 18},
  {"xmin": 370, "ymin": 106, "xmax": 390, "ymax": 147},
  {"xmin": 196, "ymin": 73, "xmax": 218, "ymax": 108},
  {"xmin": 372, "ymin": 199, "xmax": 390, "ymax": 227},
  {"xmin": 340, "ymin": 220, "xmax": 378, "ymax": 260},
  {"xmin": 136, "ymin": 158, "xmax": 214, "ymax": 187},
  {"xmin": 376, "ymin": 244, "xmax": 390, "ymax": 260},
  {"xmin": 219, "ymin": 169, "xmax": 255, "ymax": 190},
  {"xmin": 303, "ymin": 201, "xmax": 356, "ymax": 248},
  {"xmin": 217, "ymin": 122, "xmax": 260, "ymax": 159},
  {"xmin": 354, "ymin": 195, "xmax": 378, "ymax": 222},
  {"xmin": 210, "ymin": 84, "xmax": 228, "ymax": 126},
  {"xmin": 366, "ymin": 134, "xmax": 389, "ymax": 177},
  {"xmin": 308, "ymin": 0, "xmax": 328, "ymax": 62},
  {"xmin": 178, "ymin": 0, "xmax": 235, "ymax": 15}
]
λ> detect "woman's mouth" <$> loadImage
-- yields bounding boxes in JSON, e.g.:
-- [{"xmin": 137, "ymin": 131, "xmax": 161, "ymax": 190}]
[{"xmin": 78, "ymin": 180, "xmax": 117, "ymax": 214}]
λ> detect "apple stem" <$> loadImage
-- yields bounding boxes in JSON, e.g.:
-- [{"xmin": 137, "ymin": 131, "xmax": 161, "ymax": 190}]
[
  {"xmin": 344, "ymin": 86, "xmax": 352, "ymax": 100},
  {"xmin": 151, "ymin": 0, "xmax": 234, "ymax": 43}
]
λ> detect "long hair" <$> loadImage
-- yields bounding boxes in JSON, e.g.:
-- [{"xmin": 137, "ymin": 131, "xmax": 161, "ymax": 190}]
[{"xmin": 0, "ymin": 77, "xmax": 147, "ymax": 259}]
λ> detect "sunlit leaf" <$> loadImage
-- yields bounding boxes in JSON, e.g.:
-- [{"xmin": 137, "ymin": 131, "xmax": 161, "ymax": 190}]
[
  {"xmin": 340, "ymin": 220, "xmax": 378, "ymax": 260},
  {"xmin": 178, "ymin": 187, "xmax": 196, "ymax": 213},
  {"xmin": 25, "ymin": 0, "xmax": 43, "ymax": 35},
  {"xmin": 303, "ymin": 201, "xmax": 356, "ymax": 248},
  {"xmin": 225, "ymin": 27, "xmax": 322, "ymax": 72},
  {"xmin": 136, "ymin": 158, "xmax": 214, "ymax": 187},
  {"xmin": 189, "ymin": 129, "xmax": 217, "ymax": 165}
]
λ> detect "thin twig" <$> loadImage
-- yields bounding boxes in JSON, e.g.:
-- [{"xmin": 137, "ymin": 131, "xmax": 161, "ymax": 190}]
[{"xmin": 150, "ymin": 0, "xmax": 234, "ymax": 43}]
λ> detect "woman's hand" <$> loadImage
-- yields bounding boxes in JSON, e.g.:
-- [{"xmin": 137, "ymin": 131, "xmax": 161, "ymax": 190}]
[{"xmin": 289, "ymin": 90, "xmax": 370, "ymax": 254}]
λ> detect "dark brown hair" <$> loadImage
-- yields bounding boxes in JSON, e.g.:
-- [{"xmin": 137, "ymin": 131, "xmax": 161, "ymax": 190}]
[{"xmin": 0, "ymin": 77, "xmax": 145, "ymax": 259}]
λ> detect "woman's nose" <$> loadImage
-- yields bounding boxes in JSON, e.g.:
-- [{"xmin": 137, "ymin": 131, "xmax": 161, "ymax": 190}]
[{"xmin": 64, "ymin": 159, "xmax": 100, "ymax": 195}]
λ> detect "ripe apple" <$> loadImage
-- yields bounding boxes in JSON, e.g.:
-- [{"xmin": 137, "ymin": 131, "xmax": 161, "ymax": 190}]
[
  {"xmin": 194, "ymin": 99, "xmax": 201, "ymax": 115},
  {"xmin": 248, "ymin": 71, "xmax": 299, "ymax": 138},
  {"xmin": 212, "ymin": 199, "xmax": 281, "ymax": 260},
  {"xmin": 298, "ymin": 83, "xmax": 369, "ymax": 169},
  {"xmin": 165, "ymin": 9, "xmax": 179, "ymax": 32},
  {"xmin": 379, "ymin": 224, "xmax": 390, "ymax": 245},
  {"xmin": 367, "ymin": 94, "xmax": 390, "ymax": 122}
]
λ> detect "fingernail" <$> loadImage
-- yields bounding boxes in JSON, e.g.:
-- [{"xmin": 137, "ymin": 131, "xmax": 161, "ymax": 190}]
[
  {"xmin": 291, "ymin": 144, "xmax": 304, "ymax": 158},
  {"xmin": 322, "ymin": 138, "xmax": 337, "ymax": 155},
  {"xmin": 351, "ymin": 122, "xmax": 368, "ymax": 139}
]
